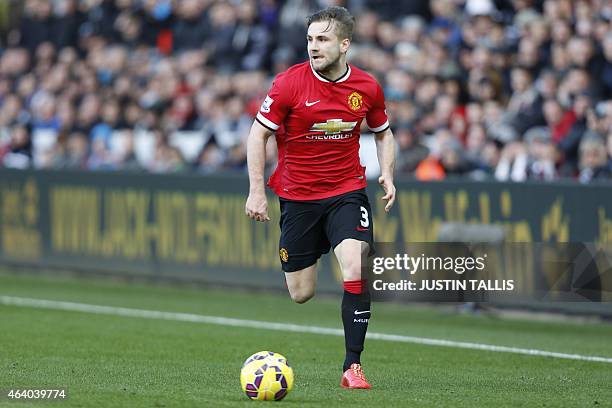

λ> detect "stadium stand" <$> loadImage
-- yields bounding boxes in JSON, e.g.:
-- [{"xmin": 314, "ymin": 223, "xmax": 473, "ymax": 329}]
[{"xmin": 0, "ymin": 0, "xmax": 610, "ymax": 182}]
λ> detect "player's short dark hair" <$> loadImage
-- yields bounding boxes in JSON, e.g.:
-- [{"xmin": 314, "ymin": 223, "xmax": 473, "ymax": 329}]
[{"xmin": 306, "ymin": 6, "xmax": 355, "ymax": 41}]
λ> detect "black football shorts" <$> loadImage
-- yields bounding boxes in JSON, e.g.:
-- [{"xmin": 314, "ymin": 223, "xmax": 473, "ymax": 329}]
[{"xmin": 278, "ymin": 189, "xmax": 374, "ymax": 272}]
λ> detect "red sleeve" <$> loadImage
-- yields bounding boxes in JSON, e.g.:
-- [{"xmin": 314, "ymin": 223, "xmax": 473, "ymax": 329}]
[
  {"xmin": 366, "ymin": 81, "xmax": 390, "ymax": 133},
  {"xmin": 256, "ymin": 72, "xmax": 293, "ymax": 131}
]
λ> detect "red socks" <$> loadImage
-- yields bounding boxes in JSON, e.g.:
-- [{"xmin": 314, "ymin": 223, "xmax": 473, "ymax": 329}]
[{"xmin": 343, "ymin": 279, "xmax": 368, "ymax": 295}]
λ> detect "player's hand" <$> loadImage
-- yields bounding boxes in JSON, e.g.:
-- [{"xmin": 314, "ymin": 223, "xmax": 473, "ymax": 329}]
[
  {"xmin": 245, "ymin": 192, "xmax": 271, "ymax": 222},
  {"xmin": 378, "ymin": 175, "xmax": 396, "ymax": 212}
]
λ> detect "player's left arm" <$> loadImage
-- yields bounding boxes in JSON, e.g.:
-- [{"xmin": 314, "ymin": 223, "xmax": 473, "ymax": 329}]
[
  {"xmin": 368, "ymin": 80, "xmax": 396, "ymax": 212},
  {"xmin": 374, "ymin": 127, "xmax": 396, "ymax": 212}
]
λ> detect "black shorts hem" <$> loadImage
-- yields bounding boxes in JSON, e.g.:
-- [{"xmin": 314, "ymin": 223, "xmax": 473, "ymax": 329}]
[
  {"xmin": 330, "ymin": 235, "xmax": 376, "ymax": 257},
  {"xmin": 281, "ymin": 256, "xmax": 322, "ymax": 272}
]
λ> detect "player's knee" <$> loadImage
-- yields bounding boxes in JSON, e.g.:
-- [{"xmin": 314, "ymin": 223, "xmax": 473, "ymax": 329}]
[{"xmin": 289, "ymin": 289, "xmax": 314, "ymax": 304}]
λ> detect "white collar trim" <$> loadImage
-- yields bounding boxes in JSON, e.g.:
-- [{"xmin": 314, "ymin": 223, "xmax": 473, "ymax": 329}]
[{"xmin": 310, "ymin": 61, "xmax": 351, "ymax": 83}]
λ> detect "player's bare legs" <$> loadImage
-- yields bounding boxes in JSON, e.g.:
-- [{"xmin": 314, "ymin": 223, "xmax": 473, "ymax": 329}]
[
  {"xmin": 334, "ymin": 238, "xmax": 372, "ymax": 389},
  {"xmin": 284, "ymin": 263, "xmax": 318, "ymax": 304},
  {"xmin": 334, "ymin": 239, "xmax": 368, "ymax": 281}
]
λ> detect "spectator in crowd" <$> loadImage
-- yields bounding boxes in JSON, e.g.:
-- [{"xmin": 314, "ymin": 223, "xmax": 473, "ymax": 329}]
[
  {"xmin": 114, "ymin": 130, "xmax": 142, "ymax": 172},
  {"xmin": 578, "ymin": 134, "xmax": 611, "ymax": 183},
  {"xmin": 439, "ymin": 139, "xmax": 476, "ymax": 178},
  {"xmin": 557, "ymin": 92, "xmax": 592, "ymax": 175},
  {"xmin": 602, "ymin": 32, "xmax": 612, "ymax": 99},
  {"xmin": 0, "ymin": 122, "xmax": 32, "ymax": 169},
  {"xmin": 60, "ymin": 131, "xmax": 89, "ymax": 169},
  {"xmin": 172, "ymin": 0, "xmax": 210, "ymax": 52},
  {"xmin": 506, "ymin": 65, "xmax": 543, "ymax": 136},
  {"xmin": 233, "ymin": 0, "xmax": 272, "ymax": 71},
  {"xmin": 396, "ymin": 124, "xmax": 429, "ymax": 174},
  {"xmin": 195, "ymin": 139, "xmax": 225, "ymax": 174},
  {"xmin": 496, "ymin": 127, "xmax": 558, "ymax": 182},
  {"xmin": 18, "ymin": 0, "xmax": 55, "ymax": 53},
  {"xmin": 150, "ymin": 134, "xmax": 187, "ymax": 173}
]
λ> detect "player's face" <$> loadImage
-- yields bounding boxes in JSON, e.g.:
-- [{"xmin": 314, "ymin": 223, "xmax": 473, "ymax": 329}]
[{"xmin": 307, "ymin": 21, "xmax": 348, "ymax": 72}]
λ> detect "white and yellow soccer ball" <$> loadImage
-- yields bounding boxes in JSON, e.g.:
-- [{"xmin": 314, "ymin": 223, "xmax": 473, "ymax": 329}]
[{"xmin": 240, "ymin": 351, "xmax": 294, "ymax": 401}]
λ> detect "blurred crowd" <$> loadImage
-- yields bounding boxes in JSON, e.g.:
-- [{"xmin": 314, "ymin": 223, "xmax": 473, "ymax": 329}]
[{"xmin": 0, "ymin": 0, "xmax": 611, "ymax": 183}]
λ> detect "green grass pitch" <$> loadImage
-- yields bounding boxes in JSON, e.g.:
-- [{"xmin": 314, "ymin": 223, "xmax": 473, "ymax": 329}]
[{"xmin": 0, "ymin": 270, "xmax": 611, "ymax": 407}]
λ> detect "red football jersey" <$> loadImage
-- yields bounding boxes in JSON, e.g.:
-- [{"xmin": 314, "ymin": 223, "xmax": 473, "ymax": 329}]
[{"xmin": 256, "ymin": 61, "xmax": 389, "ymax": 201}]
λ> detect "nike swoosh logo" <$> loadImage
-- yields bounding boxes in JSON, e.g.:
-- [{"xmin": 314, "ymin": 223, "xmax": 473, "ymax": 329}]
[
  {"xmin": 305, "ymin": 100, "xmax": 320, "ymax": 107},
  {"xmin": 354, "ymin": 310, "xmax": 370, "ymax": 315}
]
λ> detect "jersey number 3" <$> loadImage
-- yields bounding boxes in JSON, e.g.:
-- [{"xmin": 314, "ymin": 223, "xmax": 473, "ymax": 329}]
[{"xmin": 360, "ymin": 206, "xmax": 369, "ymax": 228}]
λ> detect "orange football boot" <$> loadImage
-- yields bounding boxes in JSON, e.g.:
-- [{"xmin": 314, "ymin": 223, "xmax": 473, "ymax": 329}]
[{"xmin": 340, "ymin": 363, "xmax": 371, "ymax": 389}]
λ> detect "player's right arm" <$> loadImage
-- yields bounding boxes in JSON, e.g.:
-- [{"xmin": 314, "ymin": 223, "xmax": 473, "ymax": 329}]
[
  {"xmin": 245, "ymin": 120, "xmax": 274, "ymax": 222},
  {"xmin": 246, "ymin": 71, "xmax": 292, "ymax": 222}
]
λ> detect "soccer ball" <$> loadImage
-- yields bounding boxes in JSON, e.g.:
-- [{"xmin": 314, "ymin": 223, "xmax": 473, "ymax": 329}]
[{"xmin": 240, "ymin": 351, "xmax": 294, "ymax": 401}]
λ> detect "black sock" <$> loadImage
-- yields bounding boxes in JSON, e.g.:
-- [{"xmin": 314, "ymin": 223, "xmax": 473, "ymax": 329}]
[{"xmin": 341, "ymin": 290, "xmax": 371, "ymax": 372}]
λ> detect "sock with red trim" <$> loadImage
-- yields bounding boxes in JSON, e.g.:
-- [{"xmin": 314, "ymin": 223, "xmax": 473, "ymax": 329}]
[{"xmin": 341, "ymin": 279, "xmax": 371, "ymax": 372}]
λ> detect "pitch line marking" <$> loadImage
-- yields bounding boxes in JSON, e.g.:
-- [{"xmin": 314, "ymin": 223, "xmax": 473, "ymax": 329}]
[{"xmin": 1, "ymin": 295, "xmax": 611, "ymax": 364}]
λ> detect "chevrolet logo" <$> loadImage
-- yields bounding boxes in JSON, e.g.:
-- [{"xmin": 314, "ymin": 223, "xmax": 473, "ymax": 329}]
[{"xmin": 310, "ymin": 119, "xmax": 357, "ymax": 135}]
